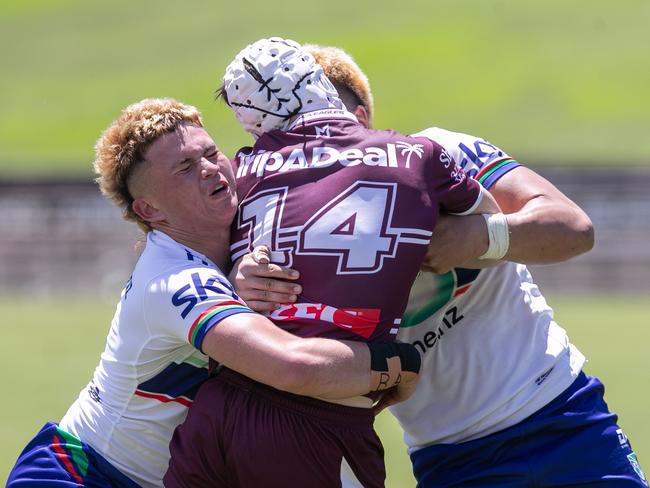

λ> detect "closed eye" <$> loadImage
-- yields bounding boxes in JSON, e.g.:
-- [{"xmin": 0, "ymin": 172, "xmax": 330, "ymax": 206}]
[
  {"xmin": 204, "ymin": 146, "xmax": 219, "ymax": 160},
  {"xmin": 176, "ymin": 161, "xmax": 193, "ymax": 174}
]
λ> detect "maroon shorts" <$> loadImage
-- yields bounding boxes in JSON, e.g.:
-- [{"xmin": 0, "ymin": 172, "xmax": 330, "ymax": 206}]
[{"xmin": 164, "ymin": 368, "xmax": 385, "ymax": 488}]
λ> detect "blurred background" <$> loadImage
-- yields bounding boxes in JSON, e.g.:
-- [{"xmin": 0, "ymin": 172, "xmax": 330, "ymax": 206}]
[{"xmin": 1, "ymin": 0, "xmax": 649, "ymax": 485}]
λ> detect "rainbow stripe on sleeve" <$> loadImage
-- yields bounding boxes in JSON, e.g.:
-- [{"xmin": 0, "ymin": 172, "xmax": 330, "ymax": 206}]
[
  {"xmin": 475, "ymin": 158, "xmax": 520, "ymax": 189},
  {"xmin": 187, "ymin": 300, "xmax": 254, "ymax": 349}
]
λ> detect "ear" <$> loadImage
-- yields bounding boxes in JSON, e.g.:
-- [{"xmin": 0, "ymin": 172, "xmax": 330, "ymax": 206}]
[
  {"xmin": 132, "ymin": 197, "xmax": 166, "ymax": 224},
  {"xmin": 353, "ymin": 105, "xmax": 370, "ymax": 129}
]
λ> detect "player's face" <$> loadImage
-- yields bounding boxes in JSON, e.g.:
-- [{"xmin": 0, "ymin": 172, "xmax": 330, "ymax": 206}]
[{"xmin": 142, "ymin": 123, "xmax": 238, "ymax": 231}]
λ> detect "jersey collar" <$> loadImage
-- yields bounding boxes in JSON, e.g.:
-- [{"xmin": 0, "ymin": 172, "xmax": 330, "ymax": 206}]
[
  {"xmin": 287, "ymin": 109, "xmax": 358, "ymax": 131},
  {"xmin": 149, "ymin": 230, "xmax": 217, "ymax": 268}
]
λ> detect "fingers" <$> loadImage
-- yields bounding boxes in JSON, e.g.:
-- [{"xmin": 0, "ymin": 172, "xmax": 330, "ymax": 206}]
[
  {"xmin": 252, "ymin": 245, "xmax": 271, "ymax": 265},
  {"xmin": 243, "ymin": 300, "xmax": 284, "ymax": 313},
  {"xmin": 236, "ymin": 277, "xmax": 301, "ymax": 312},
  {"xmin": 372, "ymin": 384, "xmax": 415, "ymax": 415},
  {"xmin": 372, "ymin": 392, "xmax": 388, "ymax": 416},
  {"xmin": 230, "ymin": 247, "xmax": 302, "ymax": 310},
  {"xmin": 244, "ymin": 276, "xmax": 302, "ymax": 296},
  {"xmin": 373, "ymin": 390, "xmax": 398, "ymax": 415},
  {"xmin": 264, "ymin": 263, "xmax": 300, "ymax": 281},
  {"xmin": 372, "ymin": 370, "xmax": 420, "ymax": 415},
  {"xmin": 239, "ymin": 254, "xmax": 300, "ymax": 281},
  {"xmin": 240, "ymin": 288, "xmax": 298, "ymax": 305}
]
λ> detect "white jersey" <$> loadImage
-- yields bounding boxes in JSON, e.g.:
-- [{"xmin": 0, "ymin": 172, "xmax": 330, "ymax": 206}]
[
  {"xmin": 390, "ymin": 128, "xmax": 586, "ymax": 452},
  {"xmin": 60, "ymin": 230, "xmax": 253, "ymax": 487}
]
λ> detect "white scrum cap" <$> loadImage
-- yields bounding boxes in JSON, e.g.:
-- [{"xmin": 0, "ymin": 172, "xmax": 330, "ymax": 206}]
[{"xmin": 222, "ymin": 37, "xmax": 343, "ymax": 137}]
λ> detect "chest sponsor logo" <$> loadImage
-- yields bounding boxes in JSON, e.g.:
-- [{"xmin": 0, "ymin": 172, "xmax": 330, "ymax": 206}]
[
  {"xmin": 236, "ymin": 141, "xmax": 425, "ymax": 178},
  {"xmin": 269, "ymin": 302, "xmax": 381, "ymax": 339},
  {"xmin": 410, "ymin": 305, "xmax": 464, "ymax": 355},
  {"xmin": 402, "ymin": 268, "xmax": 480, "ymax": 327}
]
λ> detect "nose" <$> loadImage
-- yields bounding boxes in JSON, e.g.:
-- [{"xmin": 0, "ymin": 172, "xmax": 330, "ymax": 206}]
[{"xmin": 200, "ymin": 158, "xmax": 220, "ymax": 179}]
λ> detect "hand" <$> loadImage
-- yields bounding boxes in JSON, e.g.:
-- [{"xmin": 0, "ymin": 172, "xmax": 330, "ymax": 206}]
[
  {"xmin": 229, "ymin": 246, "xmax": 302, "ymax": 312},
  {"xmin": 421, "ymin": 214, "xmax": 488, "ymax": 274},
  {"xmin": 373, "ymin": 371, "xmax": 419, "ymax": 415}
]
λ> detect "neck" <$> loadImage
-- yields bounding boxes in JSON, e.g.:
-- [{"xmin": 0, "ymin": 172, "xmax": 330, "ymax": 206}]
[{"xmin": 152, "ymin": 223, "xmax": 231, "ymax": 271}]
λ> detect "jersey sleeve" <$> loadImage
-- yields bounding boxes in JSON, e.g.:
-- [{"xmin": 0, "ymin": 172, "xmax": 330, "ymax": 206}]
[
  {"xmin": 144, "ymin": 265, "xmax": 256, "ymax": 352},
  {"xmin": 424, "ymin": 137, "xmax": 483, "ymax": 215},
  {"xmin": 412, "ymin": 127, "xmax": 521, "ymax": 190}
]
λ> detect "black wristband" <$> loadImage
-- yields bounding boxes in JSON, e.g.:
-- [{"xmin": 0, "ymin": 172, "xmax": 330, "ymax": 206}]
[
  {"xmin": 396, "ymin": 342, "xmax": 421, "ymax": 374},
  {"xmin": 367, "ymin": 342, "xmax": 421, "ymax": 374},
  {"xmin": 368, "ymin": 343, "xmax": 398, "ymax": 371}
]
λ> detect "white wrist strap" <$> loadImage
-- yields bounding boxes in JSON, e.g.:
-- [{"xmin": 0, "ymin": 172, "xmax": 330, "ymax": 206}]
[{"xmin": 479, "ymin": 213, "xmax": 510, "ymax": 260}]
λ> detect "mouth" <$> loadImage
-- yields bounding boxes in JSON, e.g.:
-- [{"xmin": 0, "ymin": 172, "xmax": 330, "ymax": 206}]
[{"xmin": 210, "ymin": 182, "xmax": 227, "ymax": 197}]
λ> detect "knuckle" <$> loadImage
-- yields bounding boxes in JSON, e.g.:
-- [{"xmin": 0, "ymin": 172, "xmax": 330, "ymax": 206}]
[{"xmin": 267, "ymin": 265, "xmax": 282, "ymax": 275}]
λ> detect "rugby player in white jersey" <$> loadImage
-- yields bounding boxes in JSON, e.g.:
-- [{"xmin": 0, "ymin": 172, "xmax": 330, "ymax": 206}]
[
  {"xmin": 284, "ymin": 45, "xmax": 645, "ymax": 487},
  {"xmin": 6, "ymin": 98, "xmax": 421, "ymax": 488}
]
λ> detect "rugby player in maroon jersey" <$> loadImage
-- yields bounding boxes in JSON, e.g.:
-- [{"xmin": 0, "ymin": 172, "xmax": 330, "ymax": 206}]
[{"xmin": 165, "ymin": 38, "xmax": 502, "ymax": 488}]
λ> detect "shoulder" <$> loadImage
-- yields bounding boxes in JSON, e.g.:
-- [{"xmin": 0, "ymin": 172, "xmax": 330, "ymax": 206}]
[
  {"xmin": 145, "ymin": 263, "xmax": 237, "ymax": 319},
  {"xmin": 137, "ymin": 232, "xmax": 238, "ymax": 319},
  {"xmin": 141, "ymin": 261, "xmax": 252, "ymax": 349},
  {"xmin": 411, "ymin": 127, "xmax": 513, "ymax": 175}
]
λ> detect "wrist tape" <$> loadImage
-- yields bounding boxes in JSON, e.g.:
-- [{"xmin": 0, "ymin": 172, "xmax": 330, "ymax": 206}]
[
  {"xmin": 368, "ymin": 342, "xmax": 421, "ymax": 374},
  {"xmin": 479, "ymin": 213, "xmax": 510, "ymax": 260}
]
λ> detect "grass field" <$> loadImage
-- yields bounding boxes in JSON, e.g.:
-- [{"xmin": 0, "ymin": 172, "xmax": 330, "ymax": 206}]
[
  {"xmin": 2, "ymin": 0, "xmax": 650, "ymax": 177},
  {"xmin": 1, "ymin": 1, "xmax": 649, "ymax": 485},
  {"xmin": 1, "ymin": 295, "xmax": 648, "ymax": 485}
]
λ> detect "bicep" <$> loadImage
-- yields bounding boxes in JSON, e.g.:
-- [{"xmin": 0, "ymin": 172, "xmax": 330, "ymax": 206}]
[{"xmin": 488, "ymin": 166, "xmax": 577, "ymax": 213}]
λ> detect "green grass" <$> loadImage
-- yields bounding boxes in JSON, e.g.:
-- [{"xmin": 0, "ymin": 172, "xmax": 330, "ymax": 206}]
[
  {"xmin": 1, "ymin": 0, "xmax": 650, "ymax": 177},
  {"xmin": 1, "ymin": 295, "xmax": 648, "ymax": 485}
]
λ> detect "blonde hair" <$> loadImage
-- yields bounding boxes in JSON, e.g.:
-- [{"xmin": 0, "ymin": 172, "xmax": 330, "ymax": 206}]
[
  {"xmin": 304, "ymin": 45, "xmax": 374, "ymax": 124},
  {"xmin": 94, "ymin": 98, "xmax": 203, "ymax": 230}
]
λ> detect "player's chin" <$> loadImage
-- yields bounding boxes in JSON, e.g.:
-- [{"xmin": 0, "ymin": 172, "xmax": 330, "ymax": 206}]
[{"xmin": 210, "ymin": 194, "xmax": 238, "ymax": 218}]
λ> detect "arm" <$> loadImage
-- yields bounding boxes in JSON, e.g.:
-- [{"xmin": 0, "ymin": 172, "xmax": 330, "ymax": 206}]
[
  {"xmin": 422, "ymin": 167, "xmax": 594, "ymax": 272},
  {"xmin": 156, "ymin": 265, "xmax": 416, "ymax": 402},
  {"xmin": 488, "ymin": 166, "xmax": 594, "ymax": 264},
  {"xmin": 422, "ymin": 186, "xmax": 502, "ymax": 273},
  {"xmin": 201, "ymin": 314, "xmax": 416, "ymax": 400},
  {"xmin": 467, "ymin": 184, "xmax": 502, "ymax": 215}
]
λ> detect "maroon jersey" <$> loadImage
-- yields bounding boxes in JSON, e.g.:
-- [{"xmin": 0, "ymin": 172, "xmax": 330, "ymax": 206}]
[{"xmin": 230, "ymin": 109, "xmax": 481, "ymax": 342}]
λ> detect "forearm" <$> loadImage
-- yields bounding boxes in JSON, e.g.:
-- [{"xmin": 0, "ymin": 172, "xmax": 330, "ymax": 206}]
[
  {"xmin": 202, "ymin": 314, "xmax": 407, "ymax": 399},
  {"xmin": 477, "ymin": 166, "xmax": 594, "ymax": 265},
  {"xmin": 457, "ymin": 199, "xmax": 594, "ymax": 268},
  {"xmin": 280, "ymin": 338, "xmax": 374, "ymax": 399},
  {"xmin": 502, "ymin": 195, "xmax": 594, "ymax": 264},
  {"xmin": 286, "ymin": 339, "xmax": 421, "ymax": 399}
]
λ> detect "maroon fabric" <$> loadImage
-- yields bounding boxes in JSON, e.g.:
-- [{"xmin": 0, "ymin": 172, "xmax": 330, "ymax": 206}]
[
  {"xmin": 164, "ymin": 368, "xmax": 385, "ymax": 488},
  {"xmin": 230, "ymin": 114, "xmax": 480, "ymax": 343},
  {"xmin": 166, "ymin": 114, "xmax": 480, "ymax": 486}
]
